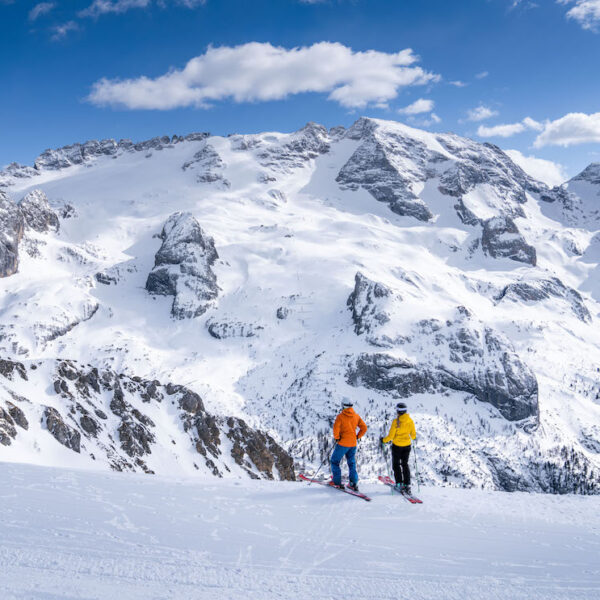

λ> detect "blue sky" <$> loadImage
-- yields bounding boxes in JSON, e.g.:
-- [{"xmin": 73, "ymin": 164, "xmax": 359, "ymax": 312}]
[{"xmin": 1, "ymin": 0, "xmax": 599, "ymax": 180}]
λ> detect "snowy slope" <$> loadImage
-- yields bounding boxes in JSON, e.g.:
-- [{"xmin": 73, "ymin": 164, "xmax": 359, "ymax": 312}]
[
  {"xmin": 1, "ymin": 462, "xmax": 599, "ymax": 600},
  {"xmin": 0, "ymin": 118, "xmax": 599, "ymax": 492}
]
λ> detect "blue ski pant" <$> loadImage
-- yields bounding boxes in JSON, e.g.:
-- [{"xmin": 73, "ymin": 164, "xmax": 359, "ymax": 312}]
[{"xmin": 331, "ymin": 444, "xmax": 358, "ymax": 485}]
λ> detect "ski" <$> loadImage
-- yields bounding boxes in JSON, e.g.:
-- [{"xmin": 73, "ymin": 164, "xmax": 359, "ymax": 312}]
[
  {"xmin": 378, "ymin": 475, "xmax": 423, "ymax": 504},
  {"xmin": 298, "ymin": 474, "xmax": 372, "ymax": 502}
]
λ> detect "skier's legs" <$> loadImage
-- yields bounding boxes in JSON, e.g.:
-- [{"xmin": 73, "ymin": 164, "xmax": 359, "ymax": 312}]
[
  {"xmin": 330, "ymin": 444, "xmax": 349, "ymax": 485},
  {"xmin": 400, "ymin": 445, "xmax": 412, "ymax": 486},
  {"xmin": 391, "ymin": 444, "xmax": 403, "ymax": 484},
  {"xmin": 345, "ymin": 446, "xmax": 358, "ymax": 483}
]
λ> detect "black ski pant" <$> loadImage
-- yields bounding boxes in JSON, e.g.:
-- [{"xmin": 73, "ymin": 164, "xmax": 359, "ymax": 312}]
[{"xmin": 391, "ymin": 444, "xmax": 411, "ymax": 485}]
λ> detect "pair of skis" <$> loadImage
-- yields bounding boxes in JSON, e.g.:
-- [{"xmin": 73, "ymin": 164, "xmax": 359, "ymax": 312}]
[
  {"xmin": 377, "ymin": 475, "xmax": 423, "ymax": 504},
  {"xmin": 298, "ymin": 473, "xmax": 422, "ymax": 503},
  {"xmin": 298, "ymin": 473, "xmax": 372, "ymax": 501}
]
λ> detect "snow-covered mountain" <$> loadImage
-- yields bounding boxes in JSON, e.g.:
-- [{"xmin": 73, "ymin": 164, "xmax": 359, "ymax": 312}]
[{"xmin": 1, "ymin": 117, "xmax": 599, "ymax": 493}]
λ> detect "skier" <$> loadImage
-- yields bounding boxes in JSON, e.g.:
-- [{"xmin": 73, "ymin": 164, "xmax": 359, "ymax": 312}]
[
  {"xmin": 380, "ymin": 402, "xmax": 417, "ymax": 494},
  {"xmin": 330, "ymin": 398, "xmax": 367, "ymax": 492}
]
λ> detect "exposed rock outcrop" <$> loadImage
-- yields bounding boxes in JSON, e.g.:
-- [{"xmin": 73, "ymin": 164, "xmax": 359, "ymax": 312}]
[
  {"xmin": 337, "ymin": 120, "xmax": 434, "ymax": 222},
  {"xmin": 146, "ymin": 212, "xmax": 219, "ymax": 319},
  {"xmin": 182, "ymin": 143, "xmax": 230, "ymax": 187},
  {"xmin": 226, "ymin": 418, "xmax": 295, "ymax": 480},
  {"xmin": 437, "ymin": 140, "xmax": 542, "ymax": 214},
  {"xmin": 6, "ymin": 401, "xmax": 28, "ymax": 430},
  {"xmin": 0, "ymin": 406, "xmax": 17, "ymax": 446},
  {"xmin": 571, "ymin": 162, "xmax": 600, "ymax": 185},
  {"xmin": 44, "ymin": 406, "xmax": 81, "ymax": 453},
  {"xmin": 19, "ymin": 190, "xmax": 59, "ymax": 233},
  {"xmin": 0, "ymin": 192, "xmax": 25, "ymax": 277},
  {"xmin": 0, "ymin": 189, "xmax": 60, "ymax": 278},
  {"xmin": 0, "ymin": 359, "xmax": 28, "ymax": 381},
  {"xmin": 496, "ymin": 277, "xmax": 591, "ymax": 322},
  {"xmin": 540, "ymin": 163, "xmax": 600, "ymax": 227},
  {"xmin": 251, "ymin": 122, "xmax": 331, "ymax": 174},
  {"xmin": 481, "ymin": 216, "xmax": 537, "ymax": 266},
  {"xmin": 0, "ymin": 357, "xmax": 295, "ymax": 480},
  {"xmin": 347, "ymin": 309, "xmax": 539, "ymax": 422},
  {"xmin": 347, "ymin": 272, "xmax": 395, "ymax": 336},
  {"xmin": 336, "ymin": 118, "xmax": 546, "ymax": 225},
  {"xmin": 207, "ymin": 320, "xmax": 263, "ymax": 339}
]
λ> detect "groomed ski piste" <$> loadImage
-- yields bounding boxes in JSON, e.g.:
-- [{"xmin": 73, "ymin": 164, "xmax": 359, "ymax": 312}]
[{"xmin": 1, "ymin": 462, "xmax": 599, "ymax": 600}]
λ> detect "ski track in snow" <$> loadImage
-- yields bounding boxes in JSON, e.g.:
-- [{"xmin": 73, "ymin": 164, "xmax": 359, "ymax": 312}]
[{"xmin": 1, "ymin": 463, "xmax": 599, "ymax": 600}]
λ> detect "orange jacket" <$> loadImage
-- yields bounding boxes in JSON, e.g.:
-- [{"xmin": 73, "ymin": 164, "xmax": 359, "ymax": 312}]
[{"xmin": 333, "ymin": 408, "xmax": 367, "ymax": 447}]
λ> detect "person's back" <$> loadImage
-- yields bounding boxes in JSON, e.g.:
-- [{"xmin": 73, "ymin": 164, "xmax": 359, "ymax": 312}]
[
  {"xmin": 386, "ymin": 413, "xmax": 416, "ymax": 447},
  {"xmin": 333, "ymin": 406, "xmax": 366, "ymax": 447},
  {"xmin": 381, "ymin": 403, "xmax": 416, "ymax": 494},
  {"xmin": 331, "ymin": 399, "xmax": 367, "ymax": 491}
]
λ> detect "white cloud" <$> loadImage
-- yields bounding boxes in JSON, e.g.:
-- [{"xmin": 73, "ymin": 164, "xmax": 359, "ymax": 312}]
[
  {"xmin": 558, "ymin": 0, "xmax": 600, "ymax": 31},
  {"xmin": 505, "ymin": 149, "xmax": 567, "ymax": 186},
  {"xmin": 421, "ymin": 113, "xmax": 441, "ymax": 126},
  {"xmin": 475, "ymin": 71, "xmax": 489, "ymax": 79},
  {"xmin": 477, "ymin": 117, "xmax": 542, "ymax": 138},
  {"xmin": 466, "ymin": 105, "xmax": 499, "ymax": 122},
  {"xmin": 87, "ymin": 42, "xmax": 440, "ymax": 110},
  {"xmin": 449, "ymin": 80, "xmax": 467, "ymax": 87},
  {"xmin": 534, "ymin": 111, "xmax": 600, "ymax": 147},
  {"xmin": 29, "ymin": 2, "xmax": 54, "ymax": 21},
  {"xmin": 80, "ymin": 0, "xmax": 150, "ymax": 16},
  {"xmin": 50, "ymin": 20, "xmax": 79, "ymax": 40},
  {"xmin": 80, "ymin": 0, "xmax": 205, "ymax": 18},
  {"xmin": 397, "ymin": 98, "xmax": 434, "ymax": 115}
]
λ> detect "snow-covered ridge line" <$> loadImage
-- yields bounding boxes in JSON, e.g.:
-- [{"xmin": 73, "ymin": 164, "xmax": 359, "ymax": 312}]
[{"xmin": 0, "ymin": 131, "xmax": 212, "ymax": 185}]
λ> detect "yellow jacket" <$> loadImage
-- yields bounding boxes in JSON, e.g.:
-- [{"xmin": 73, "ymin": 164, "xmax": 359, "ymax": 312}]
[{"xmin": 382, "ymin": 413, "xmax": 416, "ymax": 447}]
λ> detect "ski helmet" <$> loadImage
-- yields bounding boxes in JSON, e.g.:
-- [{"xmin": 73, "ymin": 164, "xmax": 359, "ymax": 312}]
[
  {"xmin": 342, "ymin": 397, "xmax": 353, "ymax": 408},
  {"xmin": 396, "ymin": 402, "xmax": 407, "ymax": 414}
]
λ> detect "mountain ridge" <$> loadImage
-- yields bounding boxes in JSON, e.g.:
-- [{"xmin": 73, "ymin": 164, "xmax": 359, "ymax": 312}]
[{"xmin": 0, "ymin": 117, "xmax": 599, "ymax": 492}]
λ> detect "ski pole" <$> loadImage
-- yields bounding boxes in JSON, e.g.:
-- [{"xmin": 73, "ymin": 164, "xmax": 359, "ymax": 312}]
[
  {"xmin": 413, "ymin": 439, "xmax": 421, "ymax": 493},
  {"xmin": 380, "ymin": 433, "xmax": 393, "ymax": 493},
  {"xmin": 309, "ymin": 446, "xmax": 331, "ymax": 485}
]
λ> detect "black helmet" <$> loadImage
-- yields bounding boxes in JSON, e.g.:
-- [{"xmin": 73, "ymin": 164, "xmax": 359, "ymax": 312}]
[
  {"xmin": 342, "ymin": 397, "xmax": 353, "ymax": 408},
  {"xmin": 396, "ymin": 402, "xmax": 407, "ymax": 414}
]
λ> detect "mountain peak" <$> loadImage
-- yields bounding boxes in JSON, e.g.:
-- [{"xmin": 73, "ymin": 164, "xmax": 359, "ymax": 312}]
[{"xmin": 571, "ymin": 162, "xmax": 600, "ymax": 185}]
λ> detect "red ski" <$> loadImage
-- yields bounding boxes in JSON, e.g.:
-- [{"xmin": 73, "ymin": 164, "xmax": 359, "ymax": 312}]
[
  {"xmin": 378, "ymin": 475, "xmax": 423, "ymax": 504},
  {"xmin": 299, "ymin": 474, "xmax": 372, "ymax": 502}
]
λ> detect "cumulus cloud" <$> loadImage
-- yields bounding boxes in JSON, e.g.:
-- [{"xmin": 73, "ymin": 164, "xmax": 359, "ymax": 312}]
[
  {"xmin": 558, "ymin": 0, "xmax": 600, "ymax": 31},
  {"xmin": 449, "ymin": 80, "xmax": 467, "ymax": 87},
  {"xmin": 80, "ymin": 0, "xmax": 204, "ymax": 18},
  {"xmin": 505, "ymin": 149, "xmax": 567, "ymax": 186},
  {"xmin": 29, "ymin": 2, "xmax": 55, "ymax": 21},
  {"xmin": 397, "ymin": 98, "xmax": 434, "ymax": 115},
  {"xmin": 475, "ymin": 71, "xmax": 489, "ymax": 79},
  {"xmin": 87, "ymin": 42, "xmax": 440, "ymax": 110},
  {"xmin": 477, "ymin": 117, "xmax": 542, "ymax": 138},
  {"xmin": 466, "ymin": 105, "xmax": 499, "ymax": 122},
  {"xmin": 534, "ymin": 111, "xmax": 600, "ymax": 147}
]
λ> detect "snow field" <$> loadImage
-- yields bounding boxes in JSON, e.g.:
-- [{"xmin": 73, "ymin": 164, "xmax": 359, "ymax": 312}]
[{"xmin": 1, "ymin": 462, "xmax": 599, "ymax": 600}]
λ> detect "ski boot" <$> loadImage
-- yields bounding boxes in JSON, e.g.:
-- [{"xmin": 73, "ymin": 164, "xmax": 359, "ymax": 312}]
[
  {"xmin": 404, "ymin": 484, "xmax": 412, "ymax": 495},
  {"xmin": 395, "ymin": 482, "xmax": 403, "ymax": 492},
  {"xmin": 347, "ymin": 482, "xmax": 359, "ymax": 492},
  {"xmin": 329, "ymin": 480, "xmax": 345, "ymax": 490}
]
